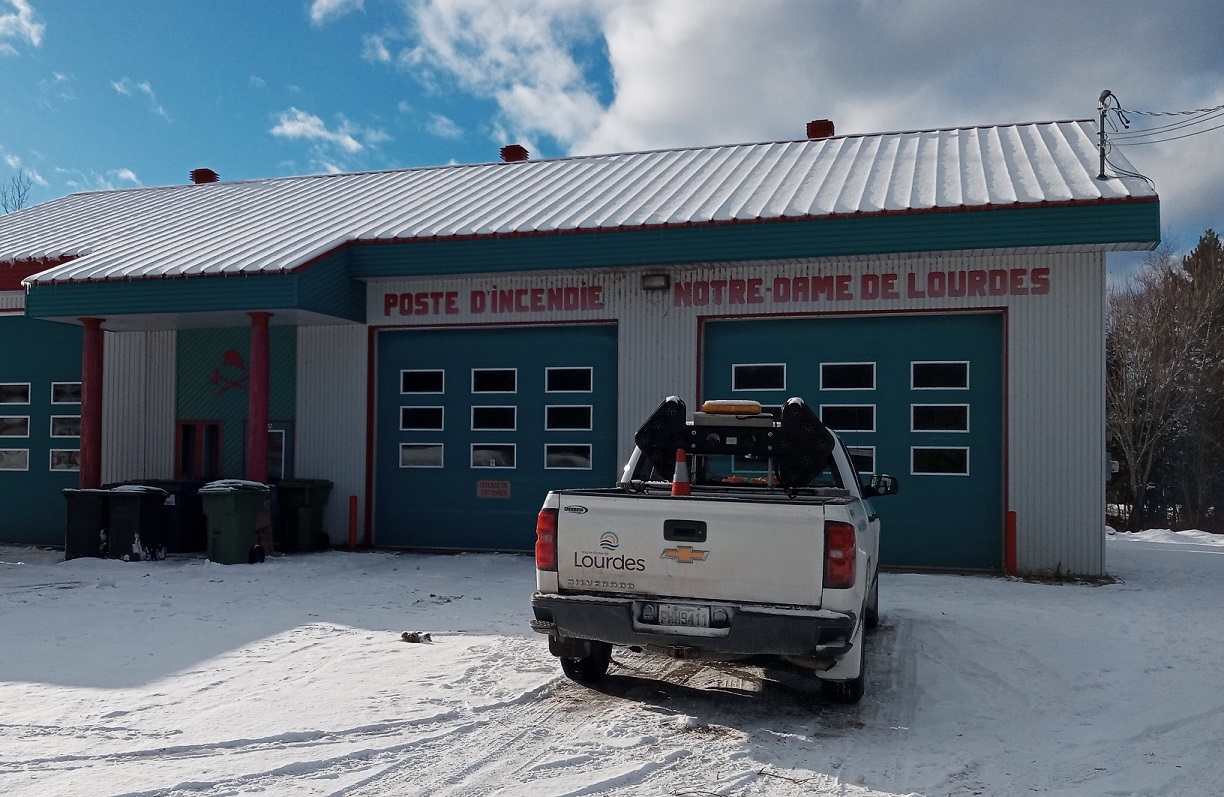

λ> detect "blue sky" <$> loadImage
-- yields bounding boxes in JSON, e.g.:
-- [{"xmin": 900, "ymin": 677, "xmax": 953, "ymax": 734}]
[{"xmin": 2, "ymin": 0, "xmax": 1223, "ymax": 277}]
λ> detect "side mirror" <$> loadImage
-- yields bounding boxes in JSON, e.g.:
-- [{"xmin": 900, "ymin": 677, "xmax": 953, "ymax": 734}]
[{"xmin": 863, "ymin": 473, "xmax": 898, "ymax": 497}]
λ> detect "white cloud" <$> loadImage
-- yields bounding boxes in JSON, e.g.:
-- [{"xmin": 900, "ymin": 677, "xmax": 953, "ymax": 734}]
[
  {"xmin": 310, "ymin": 0, "xmax": 362, "ymax": 26},
  {"xmin": 271, "ymin": 107, "xmax": 363, "ymax": 153},
  {"xmin": 112, "ymin": 77, "xmax": 170, "ymax": 120},
  {"xmin": 113, "ymin": 168, "xmax": 139, "ymax": 185},
  {"xmin": 249, "ymin": 75, "xmax": 266, "ymax": 89},
  {"xmin": 362, "ymin": 33, "xmax": 391, "ymax": 63},
  {"xmin": 0, "ymin": 0, "xmax": 43, "ymax": 52},
  {"xmin": 425, "ymin": 112, "xmax": 462, "ymax": 139}
]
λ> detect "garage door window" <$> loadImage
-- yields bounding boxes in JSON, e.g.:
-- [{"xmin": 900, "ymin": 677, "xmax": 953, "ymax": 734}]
[
  {"xmin": 402, "ymin": 370, "xmax": 444, "ymax": 394},
  {"xmin": 822, "ymin": 363, "xmax": 875, "ymax": 390},
  {"xmin": 50, "ymin": 449, "xmax": 80, "ymax": 471},
  {"xmin": 546, "ymin": 443, "xmax": 592, "ymax": 469},
  {"xmin": 51, "ymin": 382, "xmax": 82, "ymax": 404},
  {"xmin": 50, "ymin": 416, "xmax": 81, "ymax": 437},
  {"xmin": 546, "ymin": 367, "xmax": 592, "ymax": 392},
  {"xmin": 401, "ymin": 406, "xmax": 444, "ymax": 431},
  {"xmin": 0, "ymin": 383, "xmax": 30, "ymax": 404},
  {"xmin": 472, "ymin": 369, "xmax": 516, "ymax": 393},
  {"xmin": 0, "ymin": 449, "xmax": 29, "ymax": 470},
  {"xmin": 545, "ymin": 405, "xmax": 592, "ymax": 431},
  {"xmin": 912, "ymin": 447, "xmax": 969, "ymax": 475},
  {"xmin": 821, "ymin": 404, "xmax": 876, "ymax": 432},
  {"xmin": 912, "ymin": 362, "xmax": 969, "ymax": 390},
  {"xmin": 472, "ymin": 406, "xmax": 516, "ymax": 430},
  {"xmin": 0, "ymin": 416, "xmax": 29, "ymax": 437},
  {"xmin": 733, "ymin": 363, "xmax": 785, "ymax": 391},
  {"xmin": 472, "ymin": 443, "xmax": 515, "ymax": 468},
  {"xmin": 401, "ymin": 443, "xmax": 443, "ymax": 468},
  {"xmin": 912, "ymin": 404, "xmax": 970, "ymax": 432}
]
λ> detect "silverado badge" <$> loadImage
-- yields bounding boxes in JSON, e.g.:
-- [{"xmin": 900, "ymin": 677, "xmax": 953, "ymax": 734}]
[{"xmin": 660, "ymin": 545, "xmax": 709, "ymax": 564}]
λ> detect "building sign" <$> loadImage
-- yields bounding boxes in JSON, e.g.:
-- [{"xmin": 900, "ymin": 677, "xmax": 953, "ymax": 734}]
[
  {"xmin": 477, "ymin": 480, "xmax": 511, "ymax": 499},
  {"xmin": 383, "ymin": 285, "xmax": 604, "ymax": 317}
]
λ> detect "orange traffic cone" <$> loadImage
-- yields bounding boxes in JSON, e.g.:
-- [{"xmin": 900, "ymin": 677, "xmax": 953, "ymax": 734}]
[{"xmin": 671, "ymin": 448, "xmax": 691, "ymax": 496}]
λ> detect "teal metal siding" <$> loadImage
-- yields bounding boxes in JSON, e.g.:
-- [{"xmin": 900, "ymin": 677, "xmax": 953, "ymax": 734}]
[
  {"xmin": 176, "ymin": 327, "xmax": 297, "ymax": 478},
  {"xmin": 375, "ymin": 325, "xmax": 618, "ymax": 551},
  {"xmin": 703, "ymin": 313, "xmax": 1004, "ymax": 570},
  {"xmin": 0, "ymin": 316, "xmax": 84, "ymax": 545}
]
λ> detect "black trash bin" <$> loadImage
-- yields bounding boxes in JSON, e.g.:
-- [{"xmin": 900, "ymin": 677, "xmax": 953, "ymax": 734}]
[
  {"xmin": 119, "ymin": 479, "xmax": 208, "ymax": 553},
  {"xmin": 63, "ymin": 488, "xmax": 110, "ymax": 560},
  {"xmin": 107, "ymin": 485, "xmax": 169, "ymax": 562},
  {"xmin": 274, "ymin": 479, "xmax": 333, "ymax": 552}
]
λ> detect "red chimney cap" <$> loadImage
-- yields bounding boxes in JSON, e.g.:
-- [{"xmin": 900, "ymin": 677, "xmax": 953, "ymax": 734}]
[
  {"xmin": 500, "ymin": 144, "xmax": 529, "ymax": 163},
  {"xmin": 806, "ymin": 120, "xmax": 835, "ymax": 140},
  {"xmin": 190, "ymin": 168, "xmax": 219, "ymax": 184}
]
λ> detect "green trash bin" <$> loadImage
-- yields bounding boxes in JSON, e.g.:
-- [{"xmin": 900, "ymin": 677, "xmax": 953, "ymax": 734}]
[
  {"xmin": 200, "ymin": 480, "xmax": 270, "ymax": 565},
  {"xmin": 274, "ymin": 479, "xmax": 333, "ymax": 552}
]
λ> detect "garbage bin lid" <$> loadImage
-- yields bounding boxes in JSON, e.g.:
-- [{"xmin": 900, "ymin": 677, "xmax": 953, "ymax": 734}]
[
  {"xmin": 110, "ymin": 484, "xmax": 170, "ymax": 495},
  {"xmin": 200, "ymin": 479, "xmax": 270, "ymax": 493}
]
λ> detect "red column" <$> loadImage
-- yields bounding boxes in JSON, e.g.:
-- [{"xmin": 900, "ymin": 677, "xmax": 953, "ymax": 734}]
[
  {"xmin": 246, "ymin": 311, "xmax": 272, "ymax": 483},
  {"xmin": 79, "ymin": 317, "xmax": 105, "ymax": 489}
]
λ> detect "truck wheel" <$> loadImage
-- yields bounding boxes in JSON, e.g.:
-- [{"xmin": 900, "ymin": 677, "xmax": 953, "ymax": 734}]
[
  {"xmin": 864, "ymin": 573, "xmax": 880, "ymax": 630},
  {"xmin": 559, "ymin": 641, "xmax": 612, "ymax": 684},
  {"xmin": 821, "ymin": 635, "xmax": 867, "ymax": 704}
]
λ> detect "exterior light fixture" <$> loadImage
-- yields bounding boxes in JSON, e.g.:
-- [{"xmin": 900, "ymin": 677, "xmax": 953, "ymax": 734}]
[{"xmin": 641, "ymin": 273, "xmax": 670, "ymax": 292}]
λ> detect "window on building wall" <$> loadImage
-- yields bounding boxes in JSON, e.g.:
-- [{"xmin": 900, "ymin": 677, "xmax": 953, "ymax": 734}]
[
  {"xmin": 545, "ymin": 444, "xmax": 592, "ymax": 469},
  {"xmin": 472, "ymin": 369, "xmax": 517, "ymax": 393},
  {"xmin": 732, "ymin": 364, "xmax": 785, "ymax": 391},
  {"xmin": 912, "ymin": 447, "xmax": 970, "ymax": 476},
  {"xmin": 821, "ymin": 405, "xmax": 876, "ymax": 432},
  {"xmin": 51, "ymin": 382, "xmax": 82, "ymax": 404},
  {"xmin": 401, "ymin": 407, "xmax": 444, "ymax": 431},
  {"xmin": 50, "ymin": 449, "xmax": 80, "ymax": 472},
  {"xmin": 471, "ymin": 443, "xmax": 515, "ymax": 468},
  {"xmin": 401, "ymin": 443, "xmax": 443, "ymax": 468},
  {"xmin": 911, "ymin": 404, "xmax": 970, "ymax": 432},
  {"xmin": 912, "ymin": 362, "xmax": 969, "ymax": 390},
  {"xmin": 471, "ymin": 406, "xmax": 516, "ymax": 430},
  {"xmin": 0, "ymin": 384, "xmax": 30, "ymax": 404},
  {"xmin": 546, "ymin": 367, "xmax": 593, "ymax": 392},
  {"xmin": 545, "ymin": 405, "xmax": 592, "ymax": 431},
  {"xmin": 0, "ymin": 449, "xmax": 28, "ymax": 470},
  {"xmin": 50, "ymin": 416, "xmax": 81, "ymax": 437},
  {"xmin": 177, "ymin": 421, "xmax": 222, "ymax": 480},
  {"xmin": 401, "ymin": 370, "xmax": 444, "ymax": 394},
  {"xmin": 822, "ymin": 363, "xmax": 875, "ymax": 390},
  {"xmin": 0, "ymin": 416, "xmax": 30, "ymax": 437},
  {"xmin": 266, "ymin": 429, "xmax": 286, "ymax": 482}
]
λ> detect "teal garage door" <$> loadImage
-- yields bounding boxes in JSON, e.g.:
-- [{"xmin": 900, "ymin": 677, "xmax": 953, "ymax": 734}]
[
  {"xmin": 703, "ymin": 313, "xmax": 1003, "ymax": 570},
  {"xmin": 375, "ymin": 324, "xmax": 618, "ymax": 550}
]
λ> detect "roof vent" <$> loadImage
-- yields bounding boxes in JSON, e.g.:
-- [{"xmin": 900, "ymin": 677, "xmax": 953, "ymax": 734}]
[
  {"xmin": 500, "ymin": 144, "xmax": 529, "ymax": 163},
  {"xmin": 806, "ymin": 120, "xmax": 835, "ymax": 140},
  {"xmin": 190, "ymin": 168, "xmax": 219, "ymax": 184}
]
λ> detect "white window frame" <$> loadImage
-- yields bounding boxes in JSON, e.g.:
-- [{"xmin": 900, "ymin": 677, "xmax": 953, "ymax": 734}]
[
  {"xmin": 911, "ymin": 361, "xmax": 970, "ymax": 390},
  {"xmin": 400, "ymin": 370, "xmax": 445, "ymax": 395},
  {"xmin": 545, "ymin": 443, "xmax": 593, "ymax": 470},
  {"xmin": 821, "ymin": 362, "xmax": 876, "ymax": 391},
  {"xmin": 50, "ymin": 415, "xmax": 82, "ymax": 438},
  {"xmin": 471, "ymin": 443, "xmax": 517, "ymax": 469},
  {"xmin": 51, "ymin": 382, "xmax": 82, "ymax": 404},
  {"xmin": 545, "ymin": 366, "xmax": 594, "ymax": 393},
  {"xmin": 471, "ymin": 405, "xmax": 517, "ymax": 431},
  {"xmin": 400, "ymin": 406, "xmax": 445, "ymax": 432},
  {"xmin": 732, "ymin": 362, "xmax": 786, "ymax": 392},
  {"xmin": 545, "ymin": 404, "xmax": 593, "ymax": 431},
  {"xmin": 0, "ymin": 383, "xmax": 31, "ymax": 405},
  {"xmin": 400, "ymin": 443, "xmax": 444, "ymax": 469},
  {"xmin": 49, "ymin": 448, "xmax": 81, "ymax": 472},
  {"xmin": 910, "ymin": 404, "xmax": 971, "ymax": 433},
  {"xmin": 0, "ymin": 448, "xmax": 29, "ymax": 471},
  {"xmin": 0, "ymin": 415, "xmax": 30, "ymax": 438},
  {"xmin": 471, "ymin": 368, "xmax": 518, "ymax": 394},
  {"xmin": 910, "ymin": 446, "xmax": 970, "ymax": 476},
  {"xmin": 820, "ymin": 404, "xmax": 876, "ymax": 433}
]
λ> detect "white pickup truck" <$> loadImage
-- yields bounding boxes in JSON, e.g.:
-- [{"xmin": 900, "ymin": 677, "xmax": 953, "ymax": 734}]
[{"xmin": 530, "ymin": 396, "xmax": 897, "ymax": 704}]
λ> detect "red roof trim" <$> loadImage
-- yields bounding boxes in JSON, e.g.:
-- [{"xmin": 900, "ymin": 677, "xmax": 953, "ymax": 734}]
[{"xmin": 1, "ymin": 256, "xmax": 79, "ymax": 291}]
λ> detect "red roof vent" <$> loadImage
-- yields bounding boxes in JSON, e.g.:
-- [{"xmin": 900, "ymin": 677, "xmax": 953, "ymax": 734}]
[
  {"xmin": 500, "ymin": 144, "xmax": 529, "ymax": 163},
  {"xmin": 190, "ymin": 168, "xmax": 219, "ymax": 184},
  {"xmin": 806, "ymin": 120, "xmax": 835, "ymax": 140}
]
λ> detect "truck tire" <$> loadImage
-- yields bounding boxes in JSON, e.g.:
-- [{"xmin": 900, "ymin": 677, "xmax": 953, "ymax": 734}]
[
  {"xmin": 560, "ymin": 641, "xmax": 613, "ymax": 684},
  {"xmin": 864, "ymin": 573, "xmax": 880, "ymax": 630}
]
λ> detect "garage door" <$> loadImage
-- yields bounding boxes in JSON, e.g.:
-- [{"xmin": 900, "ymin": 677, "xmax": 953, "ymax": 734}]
[
  {"xmin": 375, "ymin": 324, "xmax": 617, "ymax": 550},
  {"xmin": 703, "ymin": 313, "xmax": 1003, "ymax": 570}
]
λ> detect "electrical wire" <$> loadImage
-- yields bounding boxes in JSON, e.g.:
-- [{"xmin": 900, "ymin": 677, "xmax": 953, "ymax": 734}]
[{"xmin": 1105, "ymin": 98, "xmax": 1224, "ymax": 146}]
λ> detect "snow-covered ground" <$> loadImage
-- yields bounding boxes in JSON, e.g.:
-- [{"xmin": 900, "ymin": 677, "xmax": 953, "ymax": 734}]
[{"xmin": 2, "ymin": 530, "xmax": 1222, "ymax": 797}]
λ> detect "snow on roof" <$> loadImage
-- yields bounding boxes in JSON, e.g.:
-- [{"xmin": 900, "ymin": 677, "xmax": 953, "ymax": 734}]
[{"xmin": 1, "ymin": 120, "xmax": 1156, "ymax": 285}]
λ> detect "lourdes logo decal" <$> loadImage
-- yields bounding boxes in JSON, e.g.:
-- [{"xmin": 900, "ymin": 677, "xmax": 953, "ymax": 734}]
[{"xmin": 598, "ymin": 532, "xmax": 619, "ymax": 550}]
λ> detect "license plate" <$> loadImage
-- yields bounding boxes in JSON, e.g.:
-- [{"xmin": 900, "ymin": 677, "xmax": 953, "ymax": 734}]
[{"xmin": 656, "ymin": 603, "xmax": 710, "ymax": 628}]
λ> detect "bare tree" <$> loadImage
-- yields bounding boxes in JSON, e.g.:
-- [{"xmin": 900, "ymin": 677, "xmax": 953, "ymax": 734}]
[{"xmin": 1, "ymin": 170, "xmax": 33, "ymax": 213}]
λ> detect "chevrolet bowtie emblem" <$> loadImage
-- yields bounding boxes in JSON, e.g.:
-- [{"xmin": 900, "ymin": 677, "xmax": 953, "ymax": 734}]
[{"xmin": 661, "ymin": 545, "xmax": 709, "ymax": 564}]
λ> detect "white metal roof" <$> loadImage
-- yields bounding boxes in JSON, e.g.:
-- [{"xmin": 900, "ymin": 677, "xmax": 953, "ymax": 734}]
[{"xmin": 0, "ymin": 120, "xmax": 1156, "ymax": 285}]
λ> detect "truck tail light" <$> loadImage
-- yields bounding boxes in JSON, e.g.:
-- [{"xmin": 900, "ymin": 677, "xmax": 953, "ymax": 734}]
[
  {"xmin": 824, "ymin": 520, "xmax": 857, "ymax": 589},
  {"xmin": 535, "ymin": 508, "xmax": 559, "ymax": 571}
]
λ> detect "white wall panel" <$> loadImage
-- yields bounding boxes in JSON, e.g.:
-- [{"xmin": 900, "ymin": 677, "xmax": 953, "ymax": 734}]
[
  {"xmin": 102, "ymin": 330, "xmax": 176, "ymax": 483},
  {"xmin": 0, "ymin": 291, "xmax": 23, "ymax": 312},
  {"xmin": 296, "ymin": 324, "xmax": 367, "ymax": 545}
]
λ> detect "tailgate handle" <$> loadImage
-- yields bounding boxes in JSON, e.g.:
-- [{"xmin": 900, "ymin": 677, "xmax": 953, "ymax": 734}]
[{"xmin": 664, "ymin": 519, "xmax": 707, "ymax": 543}]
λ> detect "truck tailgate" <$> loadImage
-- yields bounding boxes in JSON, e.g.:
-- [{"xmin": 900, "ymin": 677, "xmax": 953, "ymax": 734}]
[{"xmin": 555, "ymin": 492, "xmax": 826, "ymax": 606}]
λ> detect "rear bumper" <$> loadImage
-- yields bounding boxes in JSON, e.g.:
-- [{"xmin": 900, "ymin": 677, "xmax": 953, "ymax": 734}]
[{"xmin": 530, "ymin": 591, "xmax": 857, "ymax": 658}]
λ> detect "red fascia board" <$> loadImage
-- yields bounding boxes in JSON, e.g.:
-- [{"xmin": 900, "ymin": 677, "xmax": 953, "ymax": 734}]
[{"xmin": 0, "ymin": 256, "xmax": 78, "ymax": 291}]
